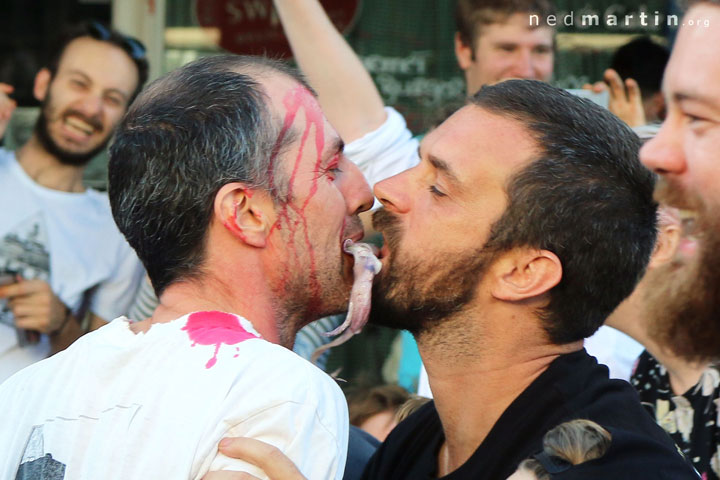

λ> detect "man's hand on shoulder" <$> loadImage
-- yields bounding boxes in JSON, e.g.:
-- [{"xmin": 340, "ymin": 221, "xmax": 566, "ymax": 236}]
[{"xmin": 202, "ymin": 438, "xmax": 307, "ymax": 480}]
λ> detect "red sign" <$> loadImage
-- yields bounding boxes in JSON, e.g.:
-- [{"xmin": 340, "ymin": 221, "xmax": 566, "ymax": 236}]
[{"xmin": 195, "ymin": 0, "xmax": 361, "ymax": 57}]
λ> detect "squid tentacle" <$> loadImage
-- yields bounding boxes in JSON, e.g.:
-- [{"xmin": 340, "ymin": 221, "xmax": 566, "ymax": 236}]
[{"xmin": 310, "ymin": 239, "xmax": 382, "ymax": 364}]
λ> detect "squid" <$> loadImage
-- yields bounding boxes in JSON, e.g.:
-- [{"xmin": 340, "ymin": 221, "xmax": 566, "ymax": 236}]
[{"xmin": 310, "ymin": 239, "xmax": 382, "ymax": 364}]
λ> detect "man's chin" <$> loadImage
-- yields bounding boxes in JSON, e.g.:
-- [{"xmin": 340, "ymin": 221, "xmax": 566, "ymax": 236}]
[
  {"xmin": 37, "ymin": 122, "xmax": 108, "ymax": 167},
  {"xmin": 649, "ymin": 220, "xmax": 720, "ymax": 363}
]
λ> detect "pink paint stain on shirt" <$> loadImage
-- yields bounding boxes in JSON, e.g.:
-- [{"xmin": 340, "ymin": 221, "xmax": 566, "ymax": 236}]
[{"xmin": 182, "ymin": 311, "xmax": 259, "ymax": 369}]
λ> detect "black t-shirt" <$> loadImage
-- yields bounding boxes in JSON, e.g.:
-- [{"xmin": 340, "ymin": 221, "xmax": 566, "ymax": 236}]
[{"xmin": 361, "ymin": 349, "xmax": 698, "ymax": 480}]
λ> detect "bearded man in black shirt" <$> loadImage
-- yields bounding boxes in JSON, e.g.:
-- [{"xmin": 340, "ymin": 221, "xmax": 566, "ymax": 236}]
[{"xmin": 356, "ymin": 79, "xmax": 696, "ymax": 480}]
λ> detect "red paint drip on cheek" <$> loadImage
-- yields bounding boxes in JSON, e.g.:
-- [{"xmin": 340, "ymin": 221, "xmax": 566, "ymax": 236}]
[
  {"xmin": 265, "ymin": 86, "xmax": 329, "ymax": 310},
  {"xmin": 182, "ymin": 311, "xmax": 259, "ymax": 368}
]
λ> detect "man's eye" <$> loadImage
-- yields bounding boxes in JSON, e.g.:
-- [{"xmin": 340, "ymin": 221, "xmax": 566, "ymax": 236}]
[
  {"xmin": 686, "ymin": 113, "xmax": 708, "ymax": 124},
  {"xmin": 323, "ymin": 165, "xmax": 342, "ymax": 180},
  {"xmin": 105, "ymin": 96, "xmax": 123, "ymax": 107},
  {"xmin": 429, "ymin": 185, "xmax": 447, "ymax": 197}
]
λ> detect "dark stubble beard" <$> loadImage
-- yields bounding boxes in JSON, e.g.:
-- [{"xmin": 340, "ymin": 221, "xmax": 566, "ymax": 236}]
[
  {"xmin": 646, "ymin": 185, "xmax": 720, "ymax": 363},
  {"xmin": 369, "ymin": 208, "xmax": 493, "ymax": 336},
  {"xmin": 35, "ymin": 90, "xmax": 109, "ymax": 167}
]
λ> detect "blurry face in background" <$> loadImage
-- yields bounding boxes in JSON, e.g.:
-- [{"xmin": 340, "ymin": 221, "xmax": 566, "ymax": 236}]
[
  {"xmin": 639, "ymin": 4, "xmax": 720, "ymax": 361},
  {"xmin": 455, "ymin": 13, "xmax": 554, "ymax": 95},
  {"xmin": 34, "ymin": 37, "xmax": 138, "ymax": 166}
]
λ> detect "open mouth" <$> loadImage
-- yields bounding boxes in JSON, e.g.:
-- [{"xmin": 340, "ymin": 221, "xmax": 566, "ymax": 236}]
[{"xmin": 64, "ymin": 116, "xmax": 96, "ymax": 137}]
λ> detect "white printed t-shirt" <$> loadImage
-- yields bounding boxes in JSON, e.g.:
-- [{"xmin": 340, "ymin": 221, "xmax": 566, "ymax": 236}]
[
  {"xmin": 0, "ymin": 148, "xmax": 145, "ymax": 382},
  {"xmin": 0, "ymin": 311, "xmax": 348, "ymax": 479}
]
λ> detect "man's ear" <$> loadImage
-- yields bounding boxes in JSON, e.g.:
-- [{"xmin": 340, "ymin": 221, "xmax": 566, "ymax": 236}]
[
  {"xmin": 454, "ymin": 32, "xmax": 474, "ymax": 71},
  {"xmin": 214, "ymin": 183, "xmax": 272, "ymax": 248},
  {"xmin": 649, "ymin": 222, "xmax": 681, "ymax": 268},
  {"xmin": 33, "ymin": 68, "xmax": 52, "ymax": 103},
  {"xmin": 490, "ymin": 249, "xmax": 562, "ymax": 302}
]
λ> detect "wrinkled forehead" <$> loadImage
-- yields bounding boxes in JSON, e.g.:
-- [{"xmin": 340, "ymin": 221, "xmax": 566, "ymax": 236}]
[
  {"xmin": 260, "ymin": 73, "xmax": 321, "ymax": 123},
  {"xmin": 257, "ymin": 73, "xmax": 339, "ymax": 188},
  {"xmin": 423, "ymin": 105, "xmax": 539, "ymax": 187}
]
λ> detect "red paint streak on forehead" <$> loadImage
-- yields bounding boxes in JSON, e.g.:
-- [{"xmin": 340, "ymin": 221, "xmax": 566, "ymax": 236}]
[
  {"xmin": 182, "ymin": 311, "xmax": 259, "ymax": 369},
  {"xmin": 266, "ymin": 86, "xmax": 330, "ymax": 310}
]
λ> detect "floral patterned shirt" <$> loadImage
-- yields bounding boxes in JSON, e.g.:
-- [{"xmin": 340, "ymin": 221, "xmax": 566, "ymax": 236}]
[{"xmin": 631, "ymin": 350, "xmax": 720, "ymax": 480}]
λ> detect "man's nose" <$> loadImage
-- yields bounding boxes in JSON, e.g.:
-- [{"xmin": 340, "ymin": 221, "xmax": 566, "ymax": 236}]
[
  {"xmin": 342, "ymin": 161, "xmax": 374, "ymax": 215},
  {"xmin": 510, "ymin": 49, "xmax": 535, "ymax": 79},
  {"xmin": 374, "ymin": 170, "xmax": 410, "ymax": 214},
  {"xmin": 639, "ymin": 121, "xmax": 686, "ymax": 176},
  {"xmin": 74, "ymin": 93, "xmax": 104, "ymax": 118}
]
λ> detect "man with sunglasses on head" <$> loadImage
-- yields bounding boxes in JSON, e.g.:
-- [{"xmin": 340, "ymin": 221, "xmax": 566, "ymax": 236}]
[{"xmin": 0, "ymin": 21, "xmax": 148, "ymax": 382}]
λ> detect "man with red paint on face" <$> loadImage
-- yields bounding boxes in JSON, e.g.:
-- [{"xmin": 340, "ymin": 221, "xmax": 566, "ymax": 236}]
[
  {"xmin": 0, "ymin": 22, "xmax": 147, "ymax": 382},
  {"xmin": 0, "ymin": 55, "xmax": 373, "ymax": 479}
]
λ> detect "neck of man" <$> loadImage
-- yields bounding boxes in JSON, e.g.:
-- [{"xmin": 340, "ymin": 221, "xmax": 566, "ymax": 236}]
[
  {"xmin": 418, "ymin": 302, "xmax": 582, "ymax": 476},
  {"xmin": 134, "ymin": 268, "xmax": 290, "ymax": 347},
  {"xmin": 606, "ymin": 289, "xmax": 709, "ymax": 395},
  {"xmin": 16, "ymin": 135, "xmax": 86, "ymax": 193}
]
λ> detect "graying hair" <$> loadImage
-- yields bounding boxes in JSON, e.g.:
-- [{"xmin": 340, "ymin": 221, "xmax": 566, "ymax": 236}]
[{"xmin": 109, "ymin": 55, "xmax": 309, "ymax": 295}]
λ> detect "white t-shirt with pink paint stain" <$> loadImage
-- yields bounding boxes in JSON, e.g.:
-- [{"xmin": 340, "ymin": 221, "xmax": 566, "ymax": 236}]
[{"xmin": 0, "ymin": 311, "xmax": 348, "ymax": 480}]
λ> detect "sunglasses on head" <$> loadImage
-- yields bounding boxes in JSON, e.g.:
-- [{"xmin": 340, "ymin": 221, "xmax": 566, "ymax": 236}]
[{"xmin": 88, "ymin": 21, "xmax": 147, "ymax": 61}]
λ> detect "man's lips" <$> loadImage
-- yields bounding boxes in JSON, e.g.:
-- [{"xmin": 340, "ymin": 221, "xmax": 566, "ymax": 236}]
[{"xmin": 60, "ymin": 115, "xmax": 100, "ymax": 143}]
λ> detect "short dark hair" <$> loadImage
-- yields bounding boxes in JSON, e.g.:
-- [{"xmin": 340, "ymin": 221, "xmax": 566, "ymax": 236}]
[
  {"xmin": 45, "ymin": 21, "xmax": 149, "ymax": 102},
  {"xmin": 108, "ymin": 55, "xmax": 308, "ymax": 296},
  {"xmin": 610, "ymin": 37, "xmax": 669, "ymax": 99},
  {"xmin": 455, "ymin": 0, "xmax": 556, "ymax": 51},
  {"xmin": 473, "ymin": 80, "xmax": 657, "ymax": 344}
]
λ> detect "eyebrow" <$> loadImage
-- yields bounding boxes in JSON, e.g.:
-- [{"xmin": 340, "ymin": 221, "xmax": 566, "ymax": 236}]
[
  {"xmin": 674, "ymin": 92, "xmax": 720, "ymax": 113},
  {"xmin": 67, "ymin": 69, "xmax": 130, "ymax": 102},
  {"xmin": 425, "ymin": 151, "xmax": 462, "ymax": 189}
]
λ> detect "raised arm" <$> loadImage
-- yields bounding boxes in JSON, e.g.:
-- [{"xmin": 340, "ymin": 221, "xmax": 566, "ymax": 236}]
[{"xmin": 273, "ymin": 0, "xmax": 386, "ymax": 142}]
